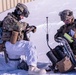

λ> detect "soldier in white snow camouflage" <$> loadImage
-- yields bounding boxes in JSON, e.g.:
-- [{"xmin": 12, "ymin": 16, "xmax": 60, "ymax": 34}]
[{"xmin": 0, "ymin": 3, "xmax": 46, "ymax": 74}]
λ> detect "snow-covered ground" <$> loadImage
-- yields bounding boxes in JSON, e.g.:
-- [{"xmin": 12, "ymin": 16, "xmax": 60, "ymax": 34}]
[{"xmin": 0, "ymin": 0, "xmax": 76, "ymax": 75}]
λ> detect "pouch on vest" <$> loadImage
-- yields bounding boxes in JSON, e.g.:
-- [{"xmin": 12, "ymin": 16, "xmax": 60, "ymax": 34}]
[
  {"xmin": 64, "ymin": 33, "xmax": 73, "ymax": 43},
  {"xmin": 2, "ymin": 31, "xmax": 11, "ymax": 41},
  {"xmin": 10, "ymin": 31, "xmax": 19, "ymax": 44},
  {"xmin": 56, "ymin": 56, "xmax": 74, "ymax": 73}
]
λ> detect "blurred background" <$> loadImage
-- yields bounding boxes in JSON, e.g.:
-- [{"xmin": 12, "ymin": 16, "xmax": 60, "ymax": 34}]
[{"xmin": 0, "ymin": 0, "xmax": 35, "ymax": 13}]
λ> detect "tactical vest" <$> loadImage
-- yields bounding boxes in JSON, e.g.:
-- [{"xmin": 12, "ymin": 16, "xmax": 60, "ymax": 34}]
[{"xmin": 2, "ymin": 13, "xmax": 28, "ymax": 43}]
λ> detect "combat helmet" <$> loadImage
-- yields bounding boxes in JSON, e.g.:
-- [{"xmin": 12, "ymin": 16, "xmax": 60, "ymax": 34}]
[
  {"xmin": 16, "ymin": 3, "xmax": 30, "ymax": 18},
  {"xmin": 59, "ymin": 10, "xmax": 74, "ymax": 21}
]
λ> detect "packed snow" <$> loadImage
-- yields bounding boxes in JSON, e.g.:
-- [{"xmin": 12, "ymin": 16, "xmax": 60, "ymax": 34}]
[{"xmin": 0, "ymin": 0, "xmax": 76, "ymax": 75}]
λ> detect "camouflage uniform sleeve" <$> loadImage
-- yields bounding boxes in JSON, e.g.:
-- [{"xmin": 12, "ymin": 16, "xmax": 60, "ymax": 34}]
[
  {"xmin": 2, "ymin": 16, "xmax": 16, "ymax": 31},
  {"xmin": 54, "ymin": 25, "xmax": 65, "ymax": 40}
]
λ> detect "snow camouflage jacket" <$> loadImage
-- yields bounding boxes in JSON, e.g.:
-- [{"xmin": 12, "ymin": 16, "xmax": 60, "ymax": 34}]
[
  {"xmin": 2, "ymin": 13, "xmax": 28, "ymax": 42},
  {"xmin": 54, "ymin": 19, "xmax": 76, "ymax": 55}
]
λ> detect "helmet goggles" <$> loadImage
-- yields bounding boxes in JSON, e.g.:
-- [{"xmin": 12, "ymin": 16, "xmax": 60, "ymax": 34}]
[{"xmin": 22, "ymin": 8, "xmax": 30, "ymax": 18}]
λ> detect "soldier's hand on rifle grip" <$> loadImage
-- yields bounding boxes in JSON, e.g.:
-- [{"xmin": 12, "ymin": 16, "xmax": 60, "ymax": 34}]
[{"xmin": 31, "ymin": 26, "xmax": 37, "ymax": 33}]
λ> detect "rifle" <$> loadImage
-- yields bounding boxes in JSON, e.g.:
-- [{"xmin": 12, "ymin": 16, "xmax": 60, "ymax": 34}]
[
  {"xmin": 0, "ymin": 43, "xmax": 8, "ymax": 63},
  {"xmin": 25, "ymin": 26, "xmax": 36, "ymax": 33},
  {"xmin": 24, "ymin": 26, "xmax": 36, "ymax": 41}
]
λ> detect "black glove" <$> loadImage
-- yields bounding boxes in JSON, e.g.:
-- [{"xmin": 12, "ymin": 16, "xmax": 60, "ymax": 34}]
[
  {"xmin": 31, "ymin": 26, "xmax": 37, "ymax": 33},
  {"xmin": 24, "ymin": 25, "xmax": 36, "ymax": 33}
]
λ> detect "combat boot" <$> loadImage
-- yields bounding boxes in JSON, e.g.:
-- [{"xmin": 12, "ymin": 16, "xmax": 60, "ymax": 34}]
[{"xmin": 28, "ymin": 65, "xmax": 46, "ymax": 74}]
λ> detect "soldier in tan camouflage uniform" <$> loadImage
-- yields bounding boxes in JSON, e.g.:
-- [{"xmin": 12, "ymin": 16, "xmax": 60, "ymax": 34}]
[{"xmin": 0, "ymin": 3, "xmax": 46, "ymax": 74}]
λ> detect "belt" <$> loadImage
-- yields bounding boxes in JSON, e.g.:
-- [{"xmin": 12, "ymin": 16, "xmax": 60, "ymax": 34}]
[{"xmin": 8, "ymin": 57, "xmax": 20, "ymax": 61}]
